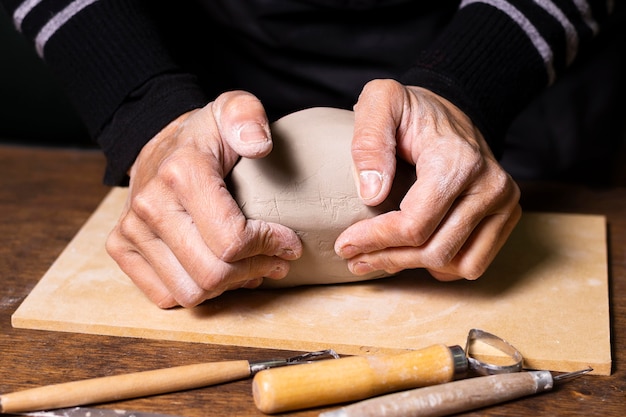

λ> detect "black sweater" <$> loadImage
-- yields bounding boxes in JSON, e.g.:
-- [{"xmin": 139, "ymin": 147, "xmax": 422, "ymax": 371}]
[{"xmin": 0, "ymin": 0, "xmax": 614, "ymax": 184}]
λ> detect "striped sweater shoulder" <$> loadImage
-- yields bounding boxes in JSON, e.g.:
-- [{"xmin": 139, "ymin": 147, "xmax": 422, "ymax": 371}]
[
  {"xmin": 459, "ymin": 0, "xmax": 613, "ymax": 85},
  {"xmin": 9, "ymin": 0, "xmax": 100, "ymax": 58}
]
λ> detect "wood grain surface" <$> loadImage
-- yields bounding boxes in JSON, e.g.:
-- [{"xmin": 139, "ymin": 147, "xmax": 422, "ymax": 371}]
[{"xmin": 1, "ymin": 144, "xmax": 625, "ymax": 416}]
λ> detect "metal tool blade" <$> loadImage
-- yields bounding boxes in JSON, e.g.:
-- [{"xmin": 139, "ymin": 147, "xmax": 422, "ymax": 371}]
[{"xmin": 16, "ymin": 407, "xmax": 181, "ymax": 417}]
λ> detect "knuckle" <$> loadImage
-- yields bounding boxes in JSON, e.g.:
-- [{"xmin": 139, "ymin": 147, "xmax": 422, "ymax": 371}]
[
  {"xmin": 154, "ymin": 295, "xmax": 178, "ymax": 309},
  {"xmin": 503, "ymin": 176, "xmax": 521, "ymax": 205},
  {"xmin": 491, "ymin": 168, "xmax": 513, "ymax": 193},
  {"xmin": 352, "ymin": 128, "xmax": 395, "ymax": 157},
  {"xmin": 255, "ymin": 221, "xmax": 278, "ymax": 252},
  {"xmin": 213, "ymin": 91, "xmax": 241, "ymax": 117},
  {"xmin": 379, "ymin": 260, "xmax": 404, "ymax": 275},
  {"xmin": 157, "ymin": 154, "xmax": 189, "ymax": 190},
  {"xmin": 457, "ymin": 262, "xmax": 488, "ymax": 281},
  {"xmin": 449, "ymin": 246, "xmax": 494, "ymax": 281},
  {"xmin": 177, "ymin": 273, "xmax": 226, "ymax": 307},
  {"xmin": 129, "ymin": 192, "xmax": 163, "ymax": 226},
  {"xmin": 397, "ymin": 217, "xmax": 430, "ymax": 246},
  {"xmin": 214, "ymin": 91, "xmax": 263, "ymax": 123},
  {"xmin": 484, "ymin": 168, "xmax": 521, "ymax": 209},
  {"xmin": 104, "ymin": 231, "xmax": 125, "ymax": 258},
  {"xmin": 217, "ymin": 219, "xmax": 276, "ymax": 262},
  {"xmin": 215, "ymin": 90, "xmax": 253, "ymax": 108},
  {"xmin": 459, "ymin": 146, "xmax": 484, "ymax": 176},
  {"xmin": 428, "ymin": 259, "xmax": 486, "ymax": 282},
  {"xmin": 421, "ymin": 245, "xmax": 455, "ymax": 270},
  {"xmin": 175, "ymin": 289, "xmax": 209, "ymax": 308},
  {"xmin": 115, "ymin": 212, "xmax": 145, "ymax": 243},
  {"xmin": 201, "ymin": 267, "xmax": 229, "ymax": 289},
  {"xmin": 354, "ymin": 79, "xmax": 404, "ymax": 124},
  {"xmin": 215, "ymin": 221, "xmax": 250, "ymax": 263},
  {"xmin": 196, "ymin": 262, "xmax": 254, "ymax": 298},
  {"xmin": 361, "ymin": 79, "xmax": 402, "ymax": 98}
]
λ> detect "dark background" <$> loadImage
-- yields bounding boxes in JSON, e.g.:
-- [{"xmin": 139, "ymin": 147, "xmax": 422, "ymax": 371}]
[
  {"xmin": 1, "ymin": 5, "xmax": 625, "ymax": 184},
  {"xmin": 0, "ymin": 6, "xmax": 92, "ymax": 147}
]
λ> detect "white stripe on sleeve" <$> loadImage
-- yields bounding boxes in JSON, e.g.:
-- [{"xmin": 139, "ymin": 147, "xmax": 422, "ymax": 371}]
[
  {"xmin": 34, "ymin": 0, "xmax": 100, "ymax": 57},
  {"xmin": 460, "ymin": 0, "xmax": 556, "ymax": 84},
  {"xmin": 13, "ymin": 0, "xmax": 44, "ymax": 32}
]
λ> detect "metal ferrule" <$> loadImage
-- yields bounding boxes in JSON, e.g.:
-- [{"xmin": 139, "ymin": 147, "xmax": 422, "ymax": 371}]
[
  {"xmin": 449, "ymin": 345, "xmax": 469, "ymax": 378},
  {"xmin": 248, "ymin": 359, "xmax": 289, "ymax": 375},
  {"xmin": 530, "ymin": 370, "xmax": 555, "ymax": 392}
]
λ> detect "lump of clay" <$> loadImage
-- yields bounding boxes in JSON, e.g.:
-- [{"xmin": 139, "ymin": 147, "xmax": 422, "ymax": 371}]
[{"xmin": 227, "ymin": 107, "xmax": 414, "ymax": 287}]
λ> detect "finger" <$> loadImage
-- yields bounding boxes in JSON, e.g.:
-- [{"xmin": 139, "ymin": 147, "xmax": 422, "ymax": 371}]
[
  {"xmin": 352, "ymin": 79, "xmax": 405, "ymax": 206},
  {"xmin": 342, "ymin": 200, "xmax": 480, "ymax": 275},
  {"xmin": 345, "ymin": 205, "xmax": 521, "ymax": 280},
  {"xmin": 112, "ymin": 207, "xmax": 291, "ymax": 307},
  {"xmin": 335, "ymin": 186, "xmax": 458, "ymax": 260},
  {"xmin": 336, "ymin": 139, "xmax": 486, "ymax": 259},
  {"xmin": 128, "ymin": 184, "xmax": 294, "ymax": 305},
  {"xmin": 337, "ymin": 166, "xmax": 519, "ymax": 264},
  {"xmin": 213, "ymin": 91, "xmax": 272, "ymax": 158},
  {"xmin": 428, "ymin": 204, "xmax": 522, "ymax": 280},
  {"xmin": 106, "ymin": 230, "xmax": 178, "ymax": 308},
  {"xmin": 180, "ymin": 171, "xmax": 303, "ymax": 263},
  {"xmin": 237, "ymin": 277, "xmax": 264, "ymax": 290},
  {"xmin": 160, "ymin": 211, "xmax": 292, "ymax": 298},
  {"xmin": 150, "ymin": 132, "xmax": 302, "ymax": 263},
  {"xmin": 418, "ymin": 169, "xmax": 521, "ymax": 277},
  {"xmin": 108, "ymin": 199, "xmax": 209, "ymax": 307}
]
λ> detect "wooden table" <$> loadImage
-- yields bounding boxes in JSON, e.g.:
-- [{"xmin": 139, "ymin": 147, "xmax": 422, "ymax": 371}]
[{"xmin": 1, "ymin": 144, "xmax": 624, "ymax": 416}]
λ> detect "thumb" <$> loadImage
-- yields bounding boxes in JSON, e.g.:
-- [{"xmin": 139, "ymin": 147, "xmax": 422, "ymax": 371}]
[
  {"xmin": 352, "ymin": 79, "xmax": 404, "ymax": 206},
  {"xmin": 212, "ymin": 90, "xmax": 272, "ymax": 158}
]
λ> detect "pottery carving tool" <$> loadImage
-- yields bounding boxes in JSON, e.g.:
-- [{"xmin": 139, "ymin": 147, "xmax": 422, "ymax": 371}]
[
  {"xmin": 0, "ymin": 350, "xmax": 338, "ymax": 414},
  {"xmin": 19, "ymin": 406, "xmax": 182, "ymax": 417},
  {"xmin": 252, "ymin": 329, "xmax": 523, "ymax": 414},
  {"xmin": 318, "ymin": 367, "xmax": 593, "ymax": 417}
]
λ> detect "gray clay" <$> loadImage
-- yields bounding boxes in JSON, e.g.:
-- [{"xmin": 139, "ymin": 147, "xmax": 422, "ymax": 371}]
[{"xmin": 227, "ymin": 107, "xmax": 414, "ymax": 287}]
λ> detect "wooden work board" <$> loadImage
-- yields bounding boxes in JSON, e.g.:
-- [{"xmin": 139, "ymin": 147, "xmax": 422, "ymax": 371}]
[{"xmin": 12, "ymin": 187, "xmax": 612, "ymax": 375}]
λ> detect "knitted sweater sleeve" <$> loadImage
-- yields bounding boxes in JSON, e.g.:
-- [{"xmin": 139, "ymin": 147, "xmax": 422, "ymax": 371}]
[
  {"xmin": 1, "ymin": 0, "xmax": 616, "ymax": 184},
  {"xmin": 0, "ymin": 0, "xmax": 209, "ymax": 185},
  {"xmin": 399, "ymin": 0, "xmax": 614, "ymax": 158}
]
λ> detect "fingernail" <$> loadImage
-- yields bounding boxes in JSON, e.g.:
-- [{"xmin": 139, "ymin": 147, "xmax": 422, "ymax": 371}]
[
  {"xmin": 351, "ymin": 261, "xmax": 375, "ymax": 275},
  {"xmin": 238, "ymin": 122, "xmax": 269, "ymax": 143},
  {"xmin": 280, "ymin": 248, "xmax": 300, "ymax": 260},
  {"xmin": 359, "ymin": 170, "xmax": 383, "ymax": 201},
  {"xmin": 336, "ymin": 244, "xmax": 359, "ymax": 259}
]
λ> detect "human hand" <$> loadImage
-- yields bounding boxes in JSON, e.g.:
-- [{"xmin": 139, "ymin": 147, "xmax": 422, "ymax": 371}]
[
  {"xmin": 335, "ymin": 79, "xmax": 521, "ymax": 281},
  {"xmin": 106, "ymin": 91, "xmax": 302, "ymax": 308}
]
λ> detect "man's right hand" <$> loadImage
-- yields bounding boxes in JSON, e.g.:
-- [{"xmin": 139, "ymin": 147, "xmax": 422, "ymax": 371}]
[{"xmin": 105, "ymin": 91, "xmax": 303, "ymax": 308}]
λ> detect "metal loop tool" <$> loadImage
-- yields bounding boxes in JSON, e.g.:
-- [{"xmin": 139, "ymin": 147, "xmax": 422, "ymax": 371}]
[
  {"xmin": 252, "ymin": 328, "xmax": 529, "ymax": 414},
  {"xmin": 319, "ymin": 330, "xmax": 592, "ymax": 417},
  {"xmin": 464, "ymin": 328, "xmax": 524, "ymax": 376}
]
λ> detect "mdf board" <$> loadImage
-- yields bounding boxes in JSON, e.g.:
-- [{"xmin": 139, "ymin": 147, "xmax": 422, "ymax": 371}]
[{"xmin": 12, "ymin": 187, "xmax": 612, "ymax": 375}]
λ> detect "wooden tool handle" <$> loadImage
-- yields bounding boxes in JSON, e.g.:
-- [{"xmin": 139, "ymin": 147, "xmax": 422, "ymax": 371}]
[
  {"xmin": 0, "ymin": 360, "xmax": 251, "ymax": 413},
  {"xmin": 320, "ymin": 370, "xmax": 554, "ymax": 417},
  {"xmin": 252, "ymin": 344, "xmax": 458, "ymax": 414}
]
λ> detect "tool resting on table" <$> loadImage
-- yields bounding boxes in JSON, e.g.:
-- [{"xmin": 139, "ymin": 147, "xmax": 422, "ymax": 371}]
[
  {"xmin": 252, "ymin": 343, "xmax": 467, "ymax": 414},
  {"xmin": 0, "ymin": 350, "xmax": 337, "ymax": 414},
  {"xmin": 19, "ymin": 406, "xmax": 181, "ymax": 417},
  {"xmin": 319, "ymin": 368, "xmax": 593, "ymax": 417}
]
